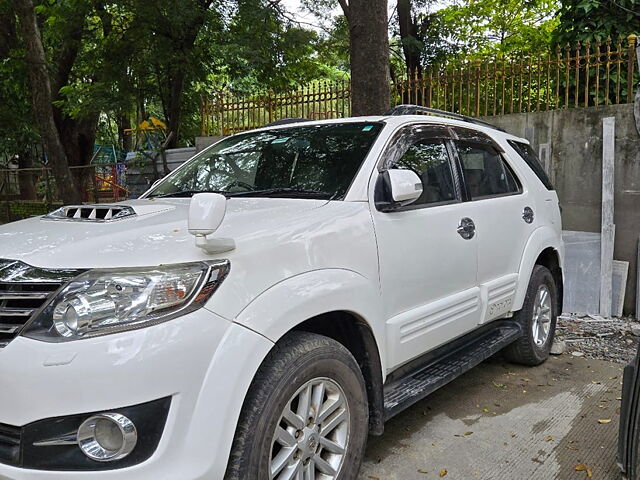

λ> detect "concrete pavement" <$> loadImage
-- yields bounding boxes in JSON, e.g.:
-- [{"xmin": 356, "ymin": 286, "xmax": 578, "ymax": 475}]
[{"xmin": 360, "ymin": 355, "xmax": 623, "ymax": 480}]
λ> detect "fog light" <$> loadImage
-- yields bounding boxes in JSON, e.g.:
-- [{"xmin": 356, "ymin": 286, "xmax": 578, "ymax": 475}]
[{"xmin": 77, "ymin": 413, "xmax": 137, "ymax": 462}]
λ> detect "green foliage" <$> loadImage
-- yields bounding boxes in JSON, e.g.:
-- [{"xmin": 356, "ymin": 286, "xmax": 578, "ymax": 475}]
[
  {"xmin": 6, "ymin": 0, "xmax": 632, "ymax": 160},
  {"xmin": 0, "ymin": 1, "xmax": 39, "ymax": 160},
  {"xmin": 555, "ymin": 0, "xmax": 639, "ymax": 45},
  {"xmin": 426, "ymin": 0, "xmax": 560, "ymax": 59},
  {"xmin": 4, "ymin": 0, "xmax": 350, "ymax": 154}
]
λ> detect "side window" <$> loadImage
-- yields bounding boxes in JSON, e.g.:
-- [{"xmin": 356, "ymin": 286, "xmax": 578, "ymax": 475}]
[
  {"xmin": 456, "ymin": 142, "xmax": 521, "ymax": 199},
  {"xmin": 508, "ymin": 140, "xmax": 554, "ymax": 190},
  {"xmin": 392, "ymin": 140, "xmax": 457, "ymax": 206}
]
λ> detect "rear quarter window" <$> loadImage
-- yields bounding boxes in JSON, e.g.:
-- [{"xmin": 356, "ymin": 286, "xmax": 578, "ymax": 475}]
[{"xmin": 508, "ymin": 140, "xmax": 554, "ymax": 191}]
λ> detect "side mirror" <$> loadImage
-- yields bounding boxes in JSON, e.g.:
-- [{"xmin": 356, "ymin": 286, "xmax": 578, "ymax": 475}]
[
  {"xmin": 375, "ymin": 169, "xmax": 423, "ymax": 211},
  {"xmin": 188, "ymin": 193, "xmax": 235, "ymax": 254}
]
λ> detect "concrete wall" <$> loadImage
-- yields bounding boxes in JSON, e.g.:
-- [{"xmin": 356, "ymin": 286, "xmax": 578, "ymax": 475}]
[
  {"xmin": 482, "ymin": 104, "xmax": 640, "ymax": 315},
  {"xmin": 195, "ymin": 136, "xmax": 225, "ymax": 153}
]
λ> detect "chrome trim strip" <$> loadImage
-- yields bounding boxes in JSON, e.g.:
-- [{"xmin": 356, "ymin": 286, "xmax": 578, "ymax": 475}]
[
  {"xmin": 33, "ymin": 432, "xmax": 78, "ymax": 447},
  {"xmin": 0, "ymin": 292, "xmax": 50, "ymax": 300},
  {"xmin": 0, "ymin": 324, "xmax": 21, "ymax": 334},
  {"xmin": 0, "ymin": 308, "xmax": 35, "ymax": 317},
  {"xmin": 0, "ymin": 259, "xmax": 83, "ymax": 284}
]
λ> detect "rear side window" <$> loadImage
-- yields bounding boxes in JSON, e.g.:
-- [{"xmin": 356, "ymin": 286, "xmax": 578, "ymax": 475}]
[
  {"xmin": 456, "ymin": 142, "xmax": 521, "ymax": 199},
  {"xmin": 508, "ymin": 141, "xmax": 554, "ymax": 190}
]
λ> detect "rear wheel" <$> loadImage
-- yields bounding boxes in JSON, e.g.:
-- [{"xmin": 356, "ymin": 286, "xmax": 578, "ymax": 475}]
[
  {"xmin": 504, "ymin": 265, "xmax": 558, "ymax": 366},
  {"xmin": 225, "ymin": 332, "xmax": 369, "ymax": 480}
]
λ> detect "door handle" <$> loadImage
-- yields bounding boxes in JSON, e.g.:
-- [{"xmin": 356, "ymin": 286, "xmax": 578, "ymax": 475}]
[{"xmin": 457, "ymin": 217, "xmax": 476, "ymax": 240}]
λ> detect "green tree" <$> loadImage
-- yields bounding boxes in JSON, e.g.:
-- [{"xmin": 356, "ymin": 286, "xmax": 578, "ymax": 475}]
[
  {"xmin": 427, "ymin": 0, "xmax": 559, "ymax": 58},
  {"xmin": 301, "ymin": 0, "xmax": 391, "ymax": 115},
  {"xmin": 555, "ymin": 0, "xmax": 639, "ymax": 45},
  {"xmin": 0, "ymin": 3, "xmax": 39, "ymax": 199},
  {"xmin": 8, "ymin": 0, "xmax": 342, "ymax": 201}
]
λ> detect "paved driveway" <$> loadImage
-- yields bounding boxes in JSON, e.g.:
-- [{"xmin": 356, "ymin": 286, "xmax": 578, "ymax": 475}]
[{"xmin": 359, "ymin": 355, "xmax": 623, "ymax": 480}]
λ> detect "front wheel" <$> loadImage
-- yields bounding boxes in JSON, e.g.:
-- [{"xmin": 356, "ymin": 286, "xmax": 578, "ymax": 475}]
[
  {"xmin": 225, "ymin": 332, "xmax": 369, "ymax": 480},
  {"xmin": 503, "ymin": 265, "xmax": 558, "ymax": 366}
]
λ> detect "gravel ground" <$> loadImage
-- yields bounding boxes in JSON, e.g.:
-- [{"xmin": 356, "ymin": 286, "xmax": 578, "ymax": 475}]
[{"xmin": 554, "ymin": 314, "xmax": 640, "ymax": 364}]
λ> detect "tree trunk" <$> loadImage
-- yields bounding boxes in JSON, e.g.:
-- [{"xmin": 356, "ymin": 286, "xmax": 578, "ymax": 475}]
[
  {"xmin": 17, "ymin": 152, "xmax": 37, "ymax": 200},
  {"xmin": 167, "ymin": 69, "xmax": 186, "ymax": 149},
  {"xmin": 58, "ymin": 114, "xmax": 99, "ymax": 201},
  {"xmin": 397, "ymin": 0, "xmax": 423, "ymax": 78},
  {"xmin": 340, "ymin": 0, "xmax": 391, "ymax": 116},
  {"xmin": 14, "ymin": 0, "xmax": 81, "ymax": 204},
  {"xmin": 118, "ymin": 114, "xmax": 132, "ymax": 153}
]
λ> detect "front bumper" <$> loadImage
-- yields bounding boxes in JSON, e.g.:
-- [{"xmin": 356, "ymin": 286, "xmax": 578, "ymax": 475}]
[{"xmin": 0, "ymin": 308, "xmax": 273, "ymax": 479}]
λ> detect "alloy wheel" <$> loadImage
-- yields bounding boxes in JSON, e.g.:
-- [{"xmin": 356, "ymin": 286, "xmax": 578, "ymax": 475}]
[
  {"xmin": 269, "ymin": 377, "xmax": 350, "ymax": 480},
  {"xmin": 531, "ymin": 284, "xmax": 552, "ymax": 346}
]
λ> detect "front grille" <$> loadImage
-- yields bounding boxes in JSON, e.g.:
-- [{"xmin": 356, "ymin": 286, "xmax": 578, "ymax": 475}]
[
  {"xmin": 0, "ymin": 283, "xmax": 61, "ymax": 348},
  {"xmin": 0, "ymin": 259, "xmax": 83, "ymax": 349},
  {"xmin": 0, "ymin": 423, "xmax": 21, "ymax": 466}
]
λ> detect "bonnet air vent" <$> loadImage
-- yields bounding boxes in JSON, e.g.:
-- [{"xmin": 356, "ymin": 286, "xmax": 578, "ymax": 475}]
[{"xmin": 44, "ymin": 205, "xmax": 136, "ymax": 222}]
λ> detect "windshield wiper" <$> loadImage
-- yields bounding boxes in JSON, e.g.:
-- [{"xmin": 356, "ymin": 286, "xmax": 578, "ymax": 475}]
[{"xmin": 229, "ymin": 187, "xmax": 333, "ymax": 198}]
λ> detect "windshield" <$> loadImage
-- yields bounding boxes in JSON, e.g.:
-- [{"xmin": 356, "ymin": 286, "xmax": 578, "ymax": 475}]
[{"xmin": 147, "ymin": 122, "xmax": 384, "ymax": 200}]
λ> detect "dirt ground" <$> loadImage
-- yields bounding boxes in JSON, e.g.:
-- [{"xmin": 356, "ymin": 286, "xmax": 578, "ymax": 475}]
[{"xmin": 359, "ymin": 353, "xmax": 625, "ymax": 480}]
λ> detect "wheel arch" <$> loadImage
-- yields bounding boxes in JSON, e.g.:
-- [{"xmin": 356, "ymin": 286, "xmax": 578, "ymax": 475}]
[
  {"xmin": 534, "ymin": 247, "xmax": 564, "ymax": 314},
  {"xmin": 292, "ymin": 311, "xmax": 385, "ymax": 435},
  {"xmin": 513, "ymin": 227, "xmax": 564, "ymax": 311},
  {"xmin": 232, "ymin": 269, "xmax": 388, "ymax": 435}
]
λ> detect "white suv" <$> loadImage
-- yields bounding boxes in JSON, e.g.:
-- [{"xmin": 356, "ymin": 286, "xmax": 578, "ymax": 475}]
[{"xmin": 0, "ymin": 106, "xmax": 563, "ymax": 480}]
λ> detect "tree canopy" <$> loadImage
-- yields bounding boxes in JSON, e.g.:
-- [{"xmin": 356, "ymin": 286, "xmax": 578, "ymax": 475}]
[{"xmin": 2, "ymin": 0, "xmax": 637, "ymax": 201}]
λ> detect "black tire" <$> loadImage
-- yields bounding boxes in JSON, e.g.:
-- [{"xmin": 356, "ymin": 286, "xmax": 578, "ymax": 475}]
[
  {"xmin": 224, "ymin": 332, "xmax": 369, "ymax": 480},
  {"xmin": 503, "ymin": 265, "xmax": 558, "ymax": 366}
]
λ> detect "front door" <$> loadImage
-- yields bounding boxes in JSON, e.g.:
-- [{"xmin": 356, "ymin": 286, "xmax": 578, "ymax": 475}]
[{"xmin": 371, "ymin": 124, "xmax": 481, "ymax": 370}]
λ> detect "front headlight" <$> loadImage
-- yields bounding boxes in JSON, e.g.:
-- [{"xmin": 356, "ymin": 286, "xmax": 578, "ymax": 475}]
[{"xmin": 22, "ymin": 260, "xmax": 229, "ymax": 342}]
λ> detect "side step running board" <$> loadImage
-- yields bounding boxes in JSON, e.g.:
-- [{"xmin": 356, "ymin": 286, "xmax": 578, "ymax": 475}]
[{"xmin": 383, "ymin": 323, "xmax": 522, "ymax": 420}]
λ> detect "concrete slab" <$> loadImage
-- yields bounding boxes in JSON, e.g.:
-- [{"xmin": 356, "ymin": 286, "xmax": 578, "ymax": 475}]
[
  {"xmin": 360, "ymin": 355, "xmax": 623, "ymax": 480},
  {"xmin": 613, "ymin": 260, "xmax": 629, "ymax": 318},
  {"xmin": 562, "ymin": 231, "xmax": 601, "ymax": 314}
]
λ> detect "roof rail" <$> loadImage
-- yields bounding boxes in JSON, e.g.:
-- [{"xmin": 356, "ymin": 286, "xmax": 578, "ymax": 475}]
[
  {"xmin": 383, "ymin": 104, "xmax": 506, "ymax": 132},
  {"xmin": 264, "ymin": 117, "xmax": 312, "ymax": 127}
]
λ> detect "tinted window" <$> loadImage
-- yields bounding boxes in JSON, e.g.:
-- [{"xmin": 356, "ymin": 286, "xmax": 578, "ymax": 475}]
[
  {"xmin": 457, "ymin": 143, "xmax": 521, "ymax": 199},
  {"xmin": 392, "ymin": 140, "xmax": 457, "ymax": 205},
  {"xmin": 148, "ymin": 122, "xmax": 383, "ymax": 200},
  {"xmin": 508, "ymin": 140, "xmax": 554, "ymax": 190},
  {"xmin": 453, "ymin": 127, "xmax": 497, "ymax": 147}
]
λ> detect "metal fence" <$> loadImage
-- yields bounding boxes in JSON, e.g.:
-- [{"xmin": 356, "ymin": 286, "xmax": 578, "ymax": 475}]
[
  {"xmin": 200, "ymin": 34, "xmax": 638, "ymax": 135},
  {"xmin": 0, "ymin": 164, "xmax": 129, "ymax": 223}
]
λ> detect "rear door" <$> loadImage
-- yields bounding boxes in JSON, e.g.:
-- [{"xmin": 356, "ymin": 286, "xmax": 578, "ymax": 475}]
[
  {"xmin": 450, "ymin": 127, "xmax": 534, "ymax": 323},
  {"xmin": 619, "ymin": 342, "xmax": 640, "ymax": 479}
]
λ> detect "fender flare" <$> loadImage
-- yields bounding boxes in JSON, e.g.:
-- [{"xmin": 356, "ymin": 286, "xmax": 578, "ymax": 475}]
[
  {"xmin": 513, "ymin": 226, "xmax": 565, "ymax": 311},
  {"xmin": 234, "ymin": 268, "xmax": 387, "ymax": 374}
]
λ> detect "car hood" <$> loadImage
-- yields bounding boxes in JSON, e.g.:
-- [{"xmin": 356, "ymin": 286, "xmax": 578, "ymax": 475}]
[{"xmin": 0, "ymin": 198, "xmax": 329, "ymax": 269}]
